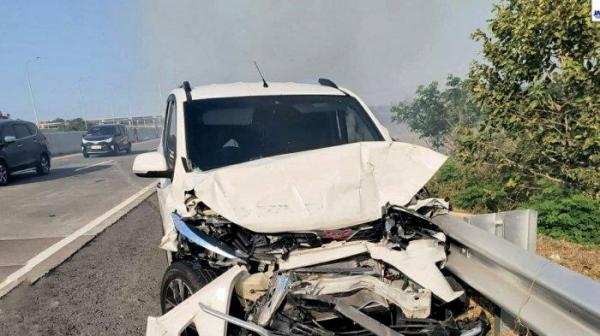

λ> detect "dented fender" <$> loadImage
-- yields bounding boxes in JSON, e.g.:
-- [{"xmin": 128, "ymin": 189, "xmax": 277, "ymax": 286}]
[{"xmin": 146, "ymin": 265, "xmax": 248, "ymax": 336}]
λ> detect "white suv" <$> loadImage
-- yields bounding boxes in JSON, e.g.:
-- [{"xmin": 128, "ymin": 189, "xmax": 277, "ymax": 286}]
[{"xmin": 133, "ymin": 80, "xmax": 488, "ymax": 336}]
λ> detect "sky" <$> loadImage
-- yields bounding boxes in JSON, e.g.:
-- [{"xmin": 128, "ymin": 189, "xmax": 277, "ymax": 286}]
[{"xmin": 0, "ymin": 0, "xmax": 494, "ymax": 123}]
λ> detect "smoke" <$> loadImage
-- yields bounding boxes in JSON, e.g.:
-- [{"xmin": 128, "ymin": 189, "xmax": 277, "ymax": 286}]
[{"xmin": 139, "ymin": 0, "xmax": 492, "ymax": 105}]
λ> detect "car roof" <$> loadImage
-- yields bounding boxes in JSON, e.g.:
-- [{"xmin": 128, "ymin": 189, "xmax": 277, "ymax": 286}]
[
  {"xmin": 173, "ymin": 82, "xmax": 346, "ymax": 100},
  {"xmin": 0, "ymin": 119, "xmax": 30, "ymax": 126}
]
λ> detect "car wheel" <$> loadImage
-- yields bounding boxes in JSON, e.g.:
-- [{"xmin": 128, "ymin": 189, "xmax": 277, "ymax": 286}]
[
  {"xmin": 36, "ymin": 154, "xmax": 50, "ymax": 175},
  {"xmin": 0, "ymin": 161, "xmax": 9, "ymax": 186},
  {"xmin": 83, "ymin": 151, "xmax": 89, "ymax": 158},
  {"xmin": 126, "ymin": 143, "xmax": 132, "ymax": 154},
  {"xmin": 160, "ymin": 261, "xmax": 218, "ymax": 335}
]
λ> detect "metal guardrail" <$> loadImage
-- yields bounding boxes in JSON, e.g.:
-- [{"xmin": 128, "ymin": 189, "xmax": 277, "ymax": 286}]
[{"xmin": 432, "ymin": 214, "xmax": 600, "ymax": 336}]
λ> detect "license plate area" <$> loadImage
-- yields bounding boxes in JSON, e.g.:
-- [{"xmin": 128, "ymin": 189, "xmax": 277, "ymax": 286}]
[{"xmin": 91, "ymin": 145, "xmax": 102, "ymax": 150}]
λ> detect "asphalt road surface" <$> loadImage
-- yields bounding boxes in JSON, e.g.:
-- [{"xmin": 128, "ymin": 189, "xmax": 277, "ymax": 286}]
[
  {"xmin": 0, "ymin": 139, "xmax": 160, "ymax": 282},
  {"xmin": 0, "ymin": 195, "xmax": 166, "ymax": 335}
]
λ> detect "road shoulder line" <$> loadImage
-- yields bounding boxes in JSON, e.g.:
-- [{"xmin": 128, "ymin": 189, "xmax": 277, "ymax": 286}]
[{"xmin": 0, "ymin": 182, "xmax": 157, "ymax": 298}]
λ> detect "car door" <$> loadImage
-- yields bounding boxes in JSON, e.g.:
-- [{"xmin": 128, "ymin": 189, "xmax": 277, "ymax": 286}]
[
  {"xmin": 25, "ymin": 123, "xmax": 43, "ymax": 160},
  {"xmin": 157, "ymin": 95, "xmax": 178, "ymax": 235},
  {"xmin": 120, "ymin": 125, "xmax": 129, "ymax": 146},
  {"xmin": 12, "ymin": 123, "xmax": 37, "ymax": 166},
  {"xmin": 1, "ymin": 124, "xmax": 27, "ymax": 169},
  {"xmin": 117, "ymin": 125, "xmax": 126, "ymax": 147}
]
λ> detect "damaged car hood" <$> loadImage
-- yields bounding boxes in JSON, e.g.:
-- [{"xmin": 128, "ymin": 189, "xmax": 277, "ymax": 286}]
[{"xmin": 185, "ymin": 141, "xmax": 446, "ymax": 233}]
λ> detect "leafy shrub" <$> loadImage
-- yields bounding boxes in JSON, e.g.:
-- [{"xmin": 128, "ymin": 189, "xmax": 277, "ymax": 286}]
[
  {"xmin": 427, "ymin": 158, "xmax": 512, "ymax": 213},
  {"xmin": 527, "ymin": 192, "xmax": 600, "ymax": 245},
  {"xmin": 428, "ymin": 160, "xmax": 600, "ymax": 245},
  {"xmin": 455, "ymin": 184, "xmax": 507, "ymax": 212}
]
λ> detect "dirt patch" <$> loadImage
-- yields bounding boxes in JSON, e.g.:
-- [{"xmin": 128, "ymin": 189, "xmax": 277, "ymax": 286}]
[
  {"xmin": 0, "ymin": 195, "xmax": 167, "ymax": 336},
  {"xmin": 537, "ymin": 235, "xmax": 600, "ymax": 281}
]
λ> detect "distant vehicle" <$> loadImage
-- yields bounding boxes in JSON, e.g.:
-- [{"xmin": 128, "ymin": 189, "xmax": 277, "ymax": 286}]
[
  {"xmin": 81, "ymin": 124, "xmax": 132, "ymax": 158},
  {"xmin": 0, "ymin": 120, "xmax": 51, "ymax": 186}
]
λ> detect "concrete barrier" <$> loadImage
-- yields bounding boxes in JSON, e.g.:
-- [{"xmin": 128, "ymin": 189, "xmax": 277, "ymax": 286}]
[
  {"xmin": 127, "ymin": 127, "xmax": 162, "ymax": 142},
  {"xmin": 43, "ymin": 127, "xmax": 162, "ymax": 157},
  {"xmin": 44, "ymin": 131, "xmax": 86, "ymax": 156}
]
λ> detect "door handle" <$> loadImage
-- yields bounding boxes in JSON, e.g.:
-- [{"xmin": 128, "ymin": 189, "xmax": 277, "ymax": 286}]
[{"xmin": 16, "ymin": 144, "xmax": 23, "ymax": 148}]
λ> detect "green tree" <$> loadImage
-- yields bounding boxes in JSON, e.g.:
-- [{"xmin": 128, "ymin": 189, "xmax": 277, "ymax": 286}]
[
  {"xmin": 391, "ymin": 75, "xmax": 480, "ymax": 149},
  {"xmin": 463, "ymin": 0, "xmax": 600, "ymax": 196},
  {"xmin": 68, "ymin": 118, "xmax": 87, "ymax": 131}
]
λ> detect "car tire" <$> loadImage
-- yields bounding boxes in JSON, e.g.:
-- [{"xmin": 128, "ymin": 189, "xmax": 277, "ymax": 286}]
[
  {"xmin": 0, "ymin": 161, "xmax": 9, "ymax": 186},
  {"xmin": 36, "ymin": 153, "xmax": 50, "ymax": 175},
  {"xmin": 160, "ymin": 261, "xmax": 218, "ymax": 315},
  {"xmin": 83, "ymin": 152, "xmax": 89, "ymax": 158},
  {"xmin": 126, "ymin": 143, "xmax": 132, "ymax": 154}
]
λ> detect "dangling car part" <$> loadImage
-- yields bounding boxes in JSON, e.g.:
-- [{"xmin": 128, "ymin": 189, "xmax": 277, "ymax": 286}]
[{"xmin": 134, "ymin": 80, "xmax": 489, "ymax": 336}]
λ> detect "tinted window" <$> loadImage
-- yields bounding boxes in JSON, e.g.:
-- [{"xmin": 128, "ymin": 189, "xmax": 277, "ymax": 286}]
[
  {"xmin": 88, "ymin": 125, "xmax": 116, "ymax": 136},
  {"xmin": 164, "ymin": 98, "xmax": 177, "ymax": 170},
  {"xmin": 2, "ymin": 125, "xmax": 15, "ymax": 138},
  {"xmin": 13, "ymin": 124, "xmax": 32, "ymax": 139},
  {"xmin": 185, "ymin": 95, "xmax": 383, "ymax": 171},
  {"xmin": 25, "ymin": 123, "xmax": 37, "ymax": 135}
]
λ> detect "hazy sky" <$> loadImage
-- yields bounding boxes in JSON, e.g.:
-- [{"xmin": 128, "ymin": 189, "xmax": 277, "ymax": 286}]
[{"xmin": 0, "ymin": 0, "xmax": 494, "ymax": 122}]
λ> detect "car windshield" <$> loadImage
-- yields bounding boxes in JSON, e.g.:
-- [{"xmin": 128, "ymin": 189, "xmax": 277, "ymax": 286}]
[
  {"xmin": 87, "ymin": 126, "xmax": 115, "ymax": 136},
  {"xmin": 185, "ymin": 95, "xmax": 384, "ymax": 171}
]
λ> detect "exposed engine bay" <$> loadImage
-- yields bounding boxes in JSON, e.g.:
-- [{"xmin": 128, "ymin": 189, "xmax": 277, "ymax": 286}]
[{"xmin": 156, "ymin": 194, "xmax": 489, "ymax": 336}]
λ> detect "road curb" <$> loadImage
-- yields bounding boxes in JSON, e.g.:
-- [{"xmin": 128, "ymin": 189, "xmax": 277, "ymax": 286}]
[{"xmin": 0, "ymin": 182, "xmax": 157, "ymax": 298}]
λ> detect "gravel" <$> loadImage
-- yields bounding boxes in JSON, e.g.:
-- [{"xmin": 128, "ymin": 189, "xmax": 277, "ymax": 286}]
[{"xmin": 0, "ymin": 195, "xmax": 167, "ymax": 335}]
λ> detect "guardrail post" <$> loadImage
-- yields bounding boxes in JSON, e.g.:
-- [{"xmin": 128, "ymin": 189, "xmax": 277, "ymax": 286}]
[{"xmin": 463, "ymin": 210, "xmax": 538, "ymax": 334}]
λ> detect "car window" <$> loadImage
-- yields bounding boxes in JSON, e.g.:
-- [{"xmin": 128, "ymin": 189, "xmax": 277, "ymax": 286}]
[
  {"xmin": 25, "ymin": 123, "xmax": 37, "ymax": 135},
  {"xmin": 87, "ymin": 125, "xmax": 116, "ymax": 136},
  {"xmin": 185, "ymin": 95, "xmax": 383, "ymax": 171},
  {"xmin": 13, "ymin": 124, "xmax": 32, "ymax": 139},
  {"xmin": 1, "ymin": 125, "xmax": 15, "ymax": 138},
  {"xmin": 164, "ymin": 97, "xmax": 177, "ymax": 170}
]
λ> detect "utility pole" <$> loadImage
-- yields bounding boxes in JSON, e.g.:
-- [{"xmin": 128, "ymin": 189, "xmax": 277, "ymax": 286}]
[{"xmin": 26, "ymin": 57, "xmax": 41, "ymax": 125}]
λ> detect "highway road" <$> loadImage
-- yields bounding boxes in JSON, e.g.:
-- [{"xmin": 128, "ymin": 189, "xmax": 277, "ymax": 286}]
[
  {"xmin": 0, "ymin": 196, "xmax": 166, "ymax": 335},
  {"xmin": 0, "ymin": 139, "xmax": 160, "ymax": 282}
]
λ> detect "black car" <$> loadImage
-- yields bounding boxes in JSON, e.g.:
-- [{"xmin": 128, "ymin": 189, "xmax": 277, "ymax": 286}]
[
  {"xmin": 0, "ymin": 120, "xmax": 51, "ymax": 186},
  {"xmin": 81, "ymin": 124, "xmax": 132, "ymax": 158}
]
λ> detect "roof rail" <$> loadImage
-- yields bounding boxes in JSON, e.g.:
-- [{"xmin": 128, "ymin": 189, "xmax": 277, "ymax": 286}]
[
  {"xmin": 318, "ymin": 78, "xmax": 338, "ymax": 89},
  {"xmin": 181, "ymin": 81, "xmax": 192, "ymax": 102}
]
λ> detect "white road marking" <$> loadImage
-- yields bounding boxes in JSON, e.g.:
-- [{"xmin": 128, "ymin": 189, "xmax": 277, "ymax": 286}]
[
  {"xmin": 0, "ymin": 182, "xmax": 156, "ymax": 298},
  {"xmin": 74, "ymin": 160, "xmax": 114, "ymax": 172}
]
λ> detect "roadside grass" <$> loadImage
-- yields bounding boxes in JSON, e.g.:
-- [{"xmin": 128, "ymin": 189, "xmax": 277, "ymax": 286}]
[{"xmin": 536, "ymin": 235, "xmax": 600, "ymax": 281}]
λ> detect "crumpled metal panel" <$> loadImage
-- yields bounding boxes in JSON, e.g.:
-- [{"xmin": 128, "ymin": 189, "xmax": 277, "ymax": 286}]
[
  {"xmin": 186, "ymin": 141, "xmax": 447, "ymax": 233},
  {"xmin": 292, "ymin": 275, "xmax": 432, "ymax": 318},
  {"xmin": 278, "ymin": 239, "xmax": 463, "ymax": 303}
]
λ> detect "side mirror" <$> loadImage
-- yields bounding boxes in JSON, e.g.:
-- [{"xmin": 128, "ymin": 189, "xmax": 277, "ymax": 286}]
[
  {"xmin": 4, "ymin": 136, "xmax": 16, "ymax": 143},
  {"xmin": 132, "ymin": 152, "xmax": 170, "ymax": 178}
]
